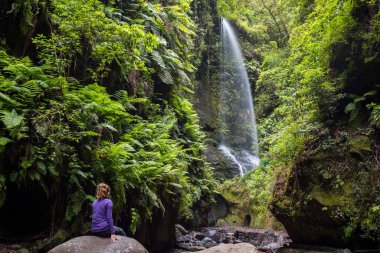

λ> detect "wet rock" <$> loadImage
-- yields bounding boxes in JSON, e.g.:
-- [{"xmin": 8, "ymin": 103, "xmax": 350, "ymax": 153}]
[
  {"xmin": 205, "ymin": 144, "xmax": 242, "ymax": 179},
  {"xmin": 261, "ymin": 229, "xmax": 278, "ymax": 246},
  {"xmin": 207, "ymin": 230, "xmax": 217, "ymax": 238},
  {"xmin": 48, "ymin": 235, "xmax": 147, "ymax": 253},
  {"xmin": 177, "ymin": 242, "xmax": 207, "ymax": 251},
  {"xmin": 223, "ymin": 233, "xmax": 235, "ymax": 243},
  {"xmin": 258, "ymin": 242, "xmax": 282, "ymax": 251},
  {"xmin": 175, "ymin": 226, "xmax": 288, "ymax": 252},
  {"xmin": 175, "ymin": 224, "xmax": 188, "ymax": 235},
  {"xmin": 197, "ymin": 243, "xmax": 259, "ymax": 253},
  {"xmin": 202, "ymin": 237, "xmax": 217, "ymax": 248},
  {"xmin": 195, "ymin": 232, "xmax": 206, "ymax": 240}
]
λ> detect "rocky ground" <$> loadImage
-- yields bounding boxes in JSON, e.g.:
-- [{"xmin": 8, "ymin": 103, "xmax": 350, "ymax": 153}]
[{"xmin": 170, "ymin": 225, "xmax": 290, "ymax": 252}]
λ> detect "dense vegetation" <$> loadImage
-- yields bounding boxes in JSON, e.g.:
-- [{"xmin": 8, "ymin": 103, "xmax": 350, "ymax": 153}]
[
  {"xmin": 0, "ymin": 0, "xmax": 215, "ymax": 250},
  {"xmin": 1, "ymin": 0, "xmax": 380, "ymax": 250},
  {"xmin": 218, "ymin": 0, "xmax": 380, "ymax": 243}
]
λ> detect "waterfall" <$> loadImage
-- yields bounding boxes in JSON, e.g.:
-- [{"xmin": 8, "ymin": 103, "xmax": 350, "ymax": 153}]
[{"xmin": 219, "ymin": 18, "xmax": 260, "ymax": 175}]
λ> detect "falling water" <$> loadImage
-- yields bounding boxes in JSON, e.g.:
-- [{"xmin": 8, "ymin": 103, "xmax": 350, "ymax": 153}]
[{"xmin": 219, "ymin": 18, "xmax": 260, "ymax": 175}]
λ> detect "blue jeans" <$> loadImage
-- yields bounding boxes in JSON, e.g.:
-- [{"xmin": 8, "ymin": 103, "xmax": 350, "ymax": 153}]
[
  {"xmin": 90, "ymin": 226, "xmax": 126, "ymax": 237},
  {"xmin": 114, "ymin": 226, "xmax": 126, "ymax": 236}
]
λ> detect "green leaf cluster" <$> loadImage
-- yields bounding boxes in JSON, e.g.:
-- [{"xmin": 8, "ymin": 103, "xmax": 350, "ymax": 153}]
[{"xmin": 0, "ymin": 50, "xmax": 214, "ymax": 233}]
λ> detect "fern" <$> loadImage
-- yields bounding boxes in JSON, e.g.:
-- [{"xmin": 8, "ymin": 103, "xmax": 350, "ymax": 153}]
[
  {"xmin": 151, "ymin": 50, "xmax": 166, "ymax": 69},
  {"xmin": 1, "ymin": 110, "xmax": 24, "ymax": 128},
  {"xmin": 159, "ymin": 70, "xmax": 175, "ymax": 84}
]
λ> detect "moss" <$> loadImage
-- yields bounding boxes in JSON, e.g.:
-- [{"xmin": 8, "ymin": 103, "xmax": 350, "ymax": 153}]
[
  {"xmin": 348, "ymin": 134, "xmax": 372, "ymax": 155},
  {"xmin": 34, "ymin": 229, "xmax": 70, "ymax": 252},
  {"xmin": 274, "ymin": 196, "xmax": 293, "ymax": 210},
  {"xmin": 310, "ymin": 184, "xmax": 350, "ymax": 207},
  {"xmin": 224, "ymin": 213, "xmax": 244, "ymax": 225}
]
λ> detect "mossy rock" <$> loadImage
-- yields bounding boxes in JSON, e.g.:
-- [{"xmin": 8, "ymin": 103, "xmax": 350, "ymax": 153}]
[
  {"xmin": 217, "ymin": 166, "xmax": 283, "ymax": 229},
  {"xmin": 32, "ymin": 229, "xmax": 70, "ymax": 252},
  {"xmin": 271, "ymin": 130, "xmax": 378, "ymax": 248}
]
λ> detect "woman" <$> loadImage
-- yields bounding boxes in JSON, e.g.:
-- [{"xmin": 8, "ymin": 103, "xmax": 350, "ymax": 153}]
[{"xmin": 90, "ymin": 183, "xmax": 126, "ymax": 242}]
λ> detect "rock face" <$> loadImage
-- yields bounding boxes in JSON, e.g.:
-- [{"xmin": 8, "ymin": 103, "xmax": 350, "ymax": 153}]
[
  {"xmin": 48, "ymin": 236, "xmax": 148, "ymax": 253},
  {"xmin": 271, "ymin": 132, "xmax": 379, "ymax": 248},
  {"xmin": 197, "ymin": 243, "xmax": 259, "ymax": 253},
  {"xmin": 205, "ymin": 144, "xmax": 242, "ymax": 179}
]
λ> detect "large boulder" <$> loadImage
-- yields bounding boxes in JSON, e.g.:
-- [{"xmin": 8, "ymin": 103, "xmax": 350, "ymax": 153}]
[
  {"xmin": 271, "ymin": 131, "xmax": 380, "ymax": 248},
  {"xmin": 48, "ymin": 236, "xmax": 148, "ymax": 253},
  {"xmin": 197, "ymin": 243, "xmax": 259, "ymax": 253}
]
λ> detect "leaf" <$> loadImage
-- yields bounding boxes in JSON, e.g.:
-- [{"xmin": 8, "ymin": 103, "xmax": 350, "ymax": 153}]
[
  {"xmin": 36, "ymin": 161, "xmax": 46, "ymax": 175},
  {"xmin": 29, "ymin": 170, "xmax": 41, "ymax": 181},
  {"xmin": 364, "ymin": 90, "xmax": 377, "ymax": 97},
  {"xmin": 353, "ymin": 96, "xmax": 366, "ymax": 103},
  {"xmin": 98, "ymin": 123, "xmax": 118, "ymax": 132},
  {"xmin": 1, "ymin": 110, "xmax": 23, "ymax": 128},
  {"xmin": 0, "ymin": 137, "xmax": 12, "ymax": 146},
  {"xmin": 151, "ymin": 50, "xmax": 166, "ymax": 69},
  {"xmin": 158, "ymin": 70, "xmax": 174, "ymax": 84},
  {"xmin": 65, "ymin": 190, "xmax": 86, "ymax": 221},
  {"xmin": 0, "ymin": 92, "xmax": 21, "ymax": 106},
  {"xmin": 345, "ymin": 102, "xmax": 356, "ymax": 113},
  {"xmin": 21, "ymin": 158, "xmax": 32, "ymax": 169},
  {"xmin": 10, "ymin": 172, "xmax": 18, "ymax": 182},
  {"xmin": 48, "ymin": 166, "xmax": 59, "ymax": 177},
  {"xmin": 86, "ymin": 194, "xmax": 96, "ymax": 202}
]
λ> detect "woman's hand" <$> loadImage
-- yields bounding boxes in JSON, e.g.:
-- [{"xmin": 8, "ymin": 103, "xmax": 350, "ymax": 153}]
[{"xmin": 111, "ymin": 234, "xmax": 117, "ymax": 242}]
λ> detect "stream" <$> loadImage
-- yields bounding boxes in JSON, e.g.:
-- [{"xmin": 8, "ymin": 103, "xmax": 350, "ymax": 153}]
[{"xmin": 170, "ymin": 226, "xmax": 356, "ymax": 253}]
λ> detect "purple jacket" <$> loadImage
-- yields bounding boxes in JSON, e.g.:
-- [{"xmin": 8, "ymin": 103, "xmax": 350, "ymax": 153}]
[{"xmin": 91, "ymin": 198, "xmax": 115, "ymax": 234}]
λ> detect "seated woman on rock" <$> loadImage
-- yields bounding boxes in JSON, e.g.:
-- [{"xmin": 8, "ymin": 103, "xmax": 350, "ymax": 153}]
[{"xmin": 90, "ymin": 183, "xmax": 126, "ymax": 242}]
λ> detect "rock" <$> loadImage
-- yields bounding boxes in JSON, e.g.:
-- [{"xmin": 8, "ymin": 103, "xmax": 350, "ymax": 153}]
[
  {"xmin": 16, "ymin": 249, "xmax": 30, "ymax": 253},
  {"xmin": 271, "ymin": 132, "xmax": 379, "ymax": 248},
  {"xmin": 206, "ymin": 229, "xmax": 224, "ymax": 243},
  {"xmin": 222, "ymin": 233, "xmax": 235, "ymax": 244},
  {"xmin": 48, "ymin": 236, "xmax": 148, "ymax": 253},
  {"xmin": 195, "ymin": 232, "xmax": 206, "ymax": 240},
  {"xmin": 205, "ymin": 144, "xmax": 242, "ymax": 179},
  {"xmin": 177, "ymin": 242, "xmax": 207, "ymax": 251},
  {"xmin": 202, "ymin": 237, "xmax": 217, "ymax": 248},
  {"xmin": 175, "ymin": 224, "xmax": 188, "ymax": 235},
  {"xmin": 197, "ymin": 243, "xmax": 259, "ymax": 253},
  {"xmin": 33, "ymin": 228, "xmax": 70, "ymax": 252},
  {"xmin": 261, "ymin": 229, "xmax": 278, "ymax": 246},
  {"xmin": 9, "ymin": 244, "xmax": 22, "ymax": 250},
  {"xmin": 206, "ymin": 230, "xmax": 217, "ymax": 238},
  {"xmin": 258, "ymin": 242, "xmax": 282, "ymax": 251}
]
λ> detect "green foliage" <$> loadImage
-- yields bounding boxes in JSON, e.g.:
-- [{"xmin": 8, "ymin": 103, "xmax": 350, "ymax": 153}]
[
  {"xmin": 345, "ymin": 89, "xmax": 378, "ymax": 121},
  {"xmin": 362, "ymin": 1, "xmax": 380, "ymax": 63},
  {"xmin": 33, "ymin": 0, "xmax": 159, "ymax": 81},
  {"xmin": 368, "ymin": 103, "xmax": 380, "ymax": 127},
  {"xmin": 0, "ymin": 50, "xmax": 214, "ymax": 234}
]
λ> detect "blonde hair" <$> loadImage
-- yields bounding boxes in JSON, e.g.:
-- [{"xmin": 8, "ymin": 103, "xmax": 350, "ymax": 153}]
[{"xmin": 96, "ymin": 183, "xmax": 111, "ymax": 200}]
